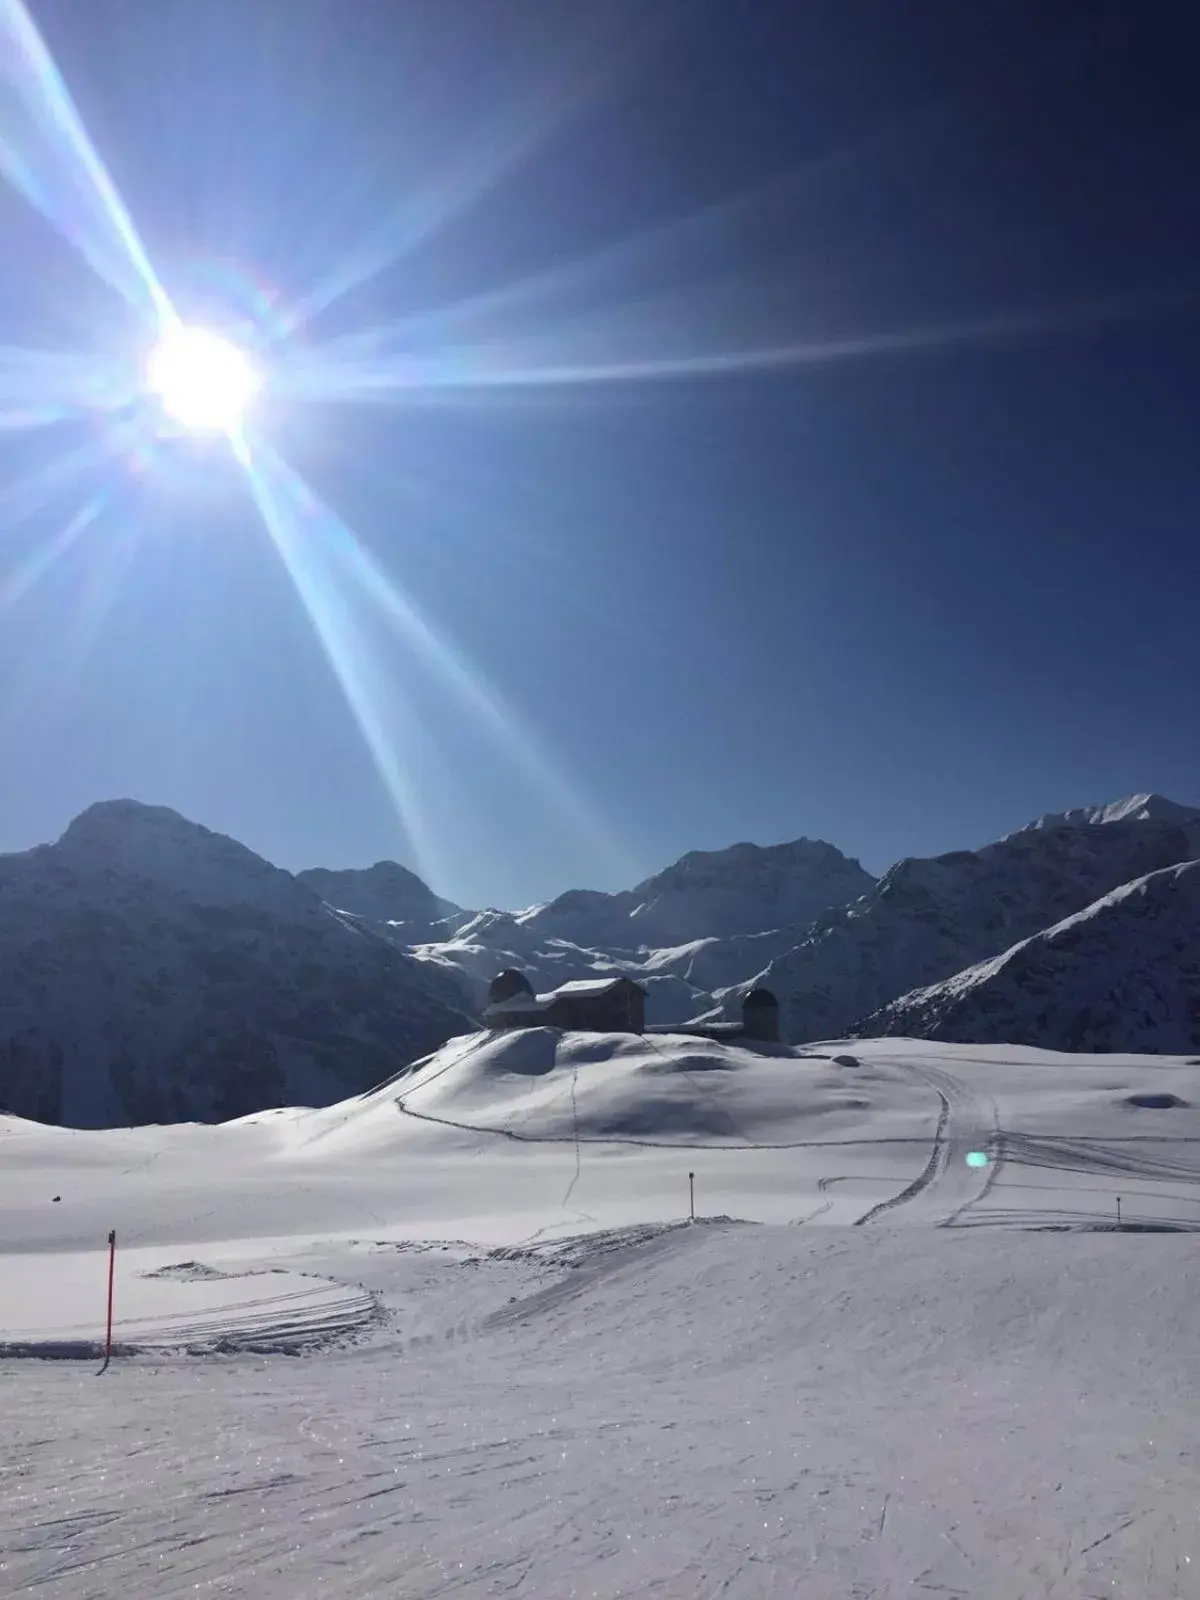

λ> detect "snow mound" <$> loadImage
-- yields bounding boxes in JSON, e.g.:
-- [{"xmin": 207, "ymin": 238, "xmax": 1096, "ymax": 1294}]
[
  {"xmin": 141, "ymin": 1260, "xmax": 237, "ymax": 1282},
  {"xmin": 377, "ymin": 1028, "xmax": 904, "ymax": 1147}
]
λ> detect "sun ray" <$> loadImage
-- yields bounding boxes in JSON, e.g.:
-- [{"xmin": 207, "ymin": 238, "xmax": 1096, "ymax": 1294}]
[
  {"xmin": 0, "ymin": 490, "xmax": 108, "ymax": 614},
  {"xmin": 0, "ymin": 343, "xmax": 138, "ymax": 426},
  {"xmin": 278, "ymin": 283, "xmax": 1200, "ymax": 408},
  {"xmin": 278, "ymin": 105, "xmax": 579, "ymax": 338},
  {"xmin": 0, "ymin": 488, "xmax": 146, "ymax": 733},
  {"xmin": 259, "ymin": 441, "xmax": 629, "ymax": 876},
  {"xmin": 0, "ymin": 413, "xmax": 147, "ymax": 527},
  {"xmin": 233, "ymin": 433, "xmax": 443, "ymax": 886},
  {"xmin": 0, "ymin": 0, "xmax": 172, "ymax": 322},
  {"xmin": 273, "ymin": 72, "xmax": 1080, "ymax": 402},
  {"xmin": 276, "ymin": 15, "xmax": 646, "ymax": 339},
  {"xmin": 278, "ymin": 169, "xmax": 807, "ymax": 383},
  {"xmin": 236, "ymin": 435, "xmax": 630, "ymax": 888}
]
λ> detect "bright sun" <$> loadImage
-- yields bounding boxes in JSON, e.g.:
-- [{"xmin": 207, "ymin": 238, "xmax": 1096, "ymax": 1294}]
[{"xmin": 146, "ymin": 323, "xmax": 261, "ymax": 434}]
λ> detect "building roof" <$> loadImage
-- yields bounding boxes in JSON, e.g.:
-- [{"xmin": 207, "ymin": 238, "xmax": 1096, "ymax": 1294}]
[
  {"xmin": 483, "ymin": 974, "xmax": 645, "ymax": 1019},
  {"xmin": 544, "ymin": 977, "xmax": 638, "ymax": 999},
  {"xmin": 489, "ymin": 967, "xmax": 534, "ymax": 996}
]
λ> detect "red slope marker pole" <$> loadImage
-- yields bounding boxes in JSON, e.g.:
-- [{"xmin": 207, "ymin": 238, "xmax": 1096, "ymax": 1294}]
[{"xmin": 97, "ymin": 1230, "xmax": 116, "ymax": 1374}]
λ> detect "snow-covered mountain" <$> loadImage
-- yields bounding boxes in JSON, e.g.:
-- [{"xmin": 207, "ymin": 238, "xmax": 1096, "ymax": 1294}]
[
  {"xmin": 411, "ymin": 924, "xmax": 717, "ymax": 1025},
  {"xmin": 288, "ymin": 798, "xmax": 1200, "ymax": 1052},
  {"xmin": 0, "ymin": 801, "xmax": 473, "ymax": 1128},
  {"xmin": 402, "ymin": 839, "xmax": 874, "ymax": 1023},
  {"xmin": 520, "ymin": 839, "xmax": 874, "ymax": 950},
  {"xmin": 744, "ymin": 814, "xmax": 1199, "ymax": 1044},
  {"xmin": 297, "ymin": 860, "xmax": 464, "ymax": 939},
  {"xmin": 861, "ymin": 858, "xmax": 1200, "ymax": 1053},
  {"xmin": 5, "ymin": 790, "xmax": 1197, "ymax": 1130},
  {"xmin": 1014, "ymin": 791, "xmax": 1200, "ymax": 837}
]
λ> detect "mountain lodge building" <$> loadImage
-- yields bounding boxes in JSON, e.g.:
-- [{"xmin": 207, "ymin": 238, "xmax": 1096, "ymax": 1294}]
[
  {"xmin": 483, "ymin": 971, "xmax": 781, "ymax": 1043},
  {"xmin": 485, "ymin": 972, "xmax": 646, "ymax": 1034}
]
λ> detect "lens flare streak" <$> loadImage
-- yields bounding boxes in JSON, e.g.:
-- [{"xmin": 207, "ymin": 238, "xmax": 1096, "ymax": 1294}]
[
  {"xmin": 0, "ymin": 344, "xmax": 139, "ymax": 423},
  {"xmin": 0, "ymin": 414, "xmax": 147, "ymax": 525},
  {"xmin": 0, "ymin": 0, "xmax": 172, "ymax": 322},
  {"xmin": 0, "ymin": 491, "xmax": 107, "ymax": 613},
  {"xmin": 279, "ymin": 284, "xmax": 1199, "ymax": 409},
  {"xmin": 237, "ymin": 435, "xmax": 628, "ymax": 882},
  {"xmin": 234, "ymin": 433, "xmax": 442, "ymax": 881},
  {"xmin": 278, "ymin": 35, "xmax": 627, "ymax": 337}
]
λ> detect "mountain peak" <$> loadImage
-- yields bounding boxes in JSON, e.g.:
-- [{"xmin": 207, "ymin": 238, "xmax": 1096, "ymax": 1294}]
[
  {"xmin": 296, "ymin": 860, "xmax": 460, "ymax": 927},
  {"xmin": 62, "ymin": 798, "xmax": 201, "ymax": 840},
  {"xmin": 1016, "ymin": 792, "xmax": 1200, "ymax": 834},
  {"xmin": 0, "ymin": 801, "xmax": 472, "ymax": 1127},
  {"xmin": 55, "ymin": 798, "xmax": 303, "ymax": 910}
]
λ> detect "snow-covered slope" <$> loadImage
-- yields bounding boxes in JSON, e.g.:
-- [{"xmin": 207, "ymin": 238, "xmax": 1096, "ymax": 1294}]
[
  {"xmin": 0, "ymin": 801, "xmax": 473, "ymax": 1128},
  {"xmin": 5, "ymin": 1035, "xmax": 1200, "ymax": 1597},
  {"xmin": 748, "ymin": 815, "xmax": 1198, "ymax": 1044},
  {"xmin": 864, "ymin": 857, "xmax": 1200, "ymax": 1052}
]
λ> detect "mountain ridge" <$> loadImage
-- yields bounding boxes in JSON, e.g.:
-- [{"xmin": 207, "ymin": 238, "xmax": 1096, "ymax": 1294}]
[
  {"xmin": 0, "ymin": 802, "xmax": 474, "ymax": 1128},
  {"xmin": 862, "ymin": 857, "xmax": 1200, "ymax": 1052},
  {"xmin": 740, "ymin": 814, "xmax": 1199, "ymax": 1044},
  {"xmin": 1, "ymin": 789, "xmax": 1197, "ymax": 1128}
]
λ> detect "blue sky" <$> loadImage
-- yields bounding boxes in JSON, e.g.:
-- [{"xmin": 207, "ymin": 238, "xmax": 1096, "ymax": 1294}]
[{"xmin": 0, "ymin": 0, "xmax": 1197, "ymax": 908}]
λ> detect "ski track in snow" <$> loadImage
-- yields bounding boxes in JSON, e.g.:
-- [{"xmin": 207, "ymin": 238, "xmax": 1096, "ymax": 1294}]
[
  {"xmin": 854, "ymin": 1056, "xmax": 1001, "ymax": 1227},
  {"xmin": 5, "ymin": 1036, "xmax": 1200, "ymax": 1596}
]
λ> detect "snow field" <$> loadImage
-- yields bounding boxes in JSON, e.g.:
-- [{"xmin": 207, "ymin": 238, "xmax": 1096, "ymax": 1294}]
[{"xmin": 4, "ymin": 1031, "xmax": 1200, "ymax": 1595}]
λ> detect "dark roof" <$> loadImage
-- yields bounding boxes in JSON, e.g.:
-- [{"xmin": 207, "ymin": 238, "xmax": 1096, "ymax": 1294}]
[
  {"xmin": 488, "ymin": 968, "xmax": 534, "ymax": 1004},
  {"xmin": 743, "ymin": 987, "xmax": 779, "ymax": 1009}
]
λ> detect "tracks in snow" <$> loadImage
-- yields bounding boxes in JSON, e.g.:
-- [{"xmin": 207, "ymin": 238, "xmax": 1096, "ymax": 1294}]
[{"xmin": 855, "ymin": 1058, "xmax": 1000, "ymax": 1228}]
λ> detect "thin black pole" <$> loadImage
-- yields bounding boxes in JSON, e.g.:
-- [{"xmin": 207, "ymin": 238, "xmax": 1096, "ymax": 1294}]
[
  {"xmin": 97, "ymin": 1230, "xmax": 116, "ymax": 1375},
  {"xmin": 689, "ymin": 1171, "xmax": 695, "ymax": 1222}
]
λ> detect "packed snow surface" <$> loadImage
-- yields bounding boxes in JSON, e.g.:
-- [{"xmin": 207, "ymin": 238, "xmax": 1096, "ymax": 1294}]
[{"xmin": 5, "ymin": 1031, "xmax": 1200, "ymax": 1596}]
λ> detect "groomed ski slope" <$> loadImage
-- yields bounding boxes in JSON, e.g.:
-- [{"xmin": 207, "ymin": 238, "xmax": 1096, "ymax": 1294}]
[{"xmin": 4, "ymin": 1031, "xmax": 1200, "ymax": 1596}]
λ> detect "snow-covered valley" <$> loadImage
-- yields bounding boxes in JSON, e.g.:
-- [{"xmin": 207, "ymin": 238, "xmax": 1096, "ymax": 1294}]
[{"xmin": 5, "ymin": 1031, "xmax": 1200, "ymax": 1596}]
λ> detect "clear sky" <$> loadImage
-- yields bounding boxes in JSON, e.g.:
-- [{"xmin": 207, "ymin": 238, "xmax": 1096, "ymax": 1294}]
[{"xmin": 0, "ymin": 0, "xmax": 1197, "ymax": 909}]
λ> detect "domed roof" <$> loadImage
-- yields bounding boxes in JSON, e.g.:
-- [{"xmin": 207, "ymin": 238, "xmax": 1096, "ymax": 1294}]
[
  {"xmin": 743, "ymin": 987, "xmax": 779, "ymax": 1009},
  {"xmin": 488, "ymin": 968, "xmax": 534, "ymax": 1004}
]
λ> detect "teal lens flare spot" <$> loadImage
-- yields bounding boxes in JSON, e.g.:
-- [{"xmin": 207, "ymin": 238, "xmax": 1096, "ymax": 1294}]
[{"xmin": 965, "ymin": 1151, "xmax": 989, "ymax": 1169}]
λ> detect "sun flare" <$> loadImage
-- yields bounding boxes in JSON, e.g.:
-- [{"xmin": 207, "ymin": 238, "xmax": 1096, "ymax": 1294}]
[{"xmin": 146, "ymin": 323, "xmax": 260, "ymax": 434}]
